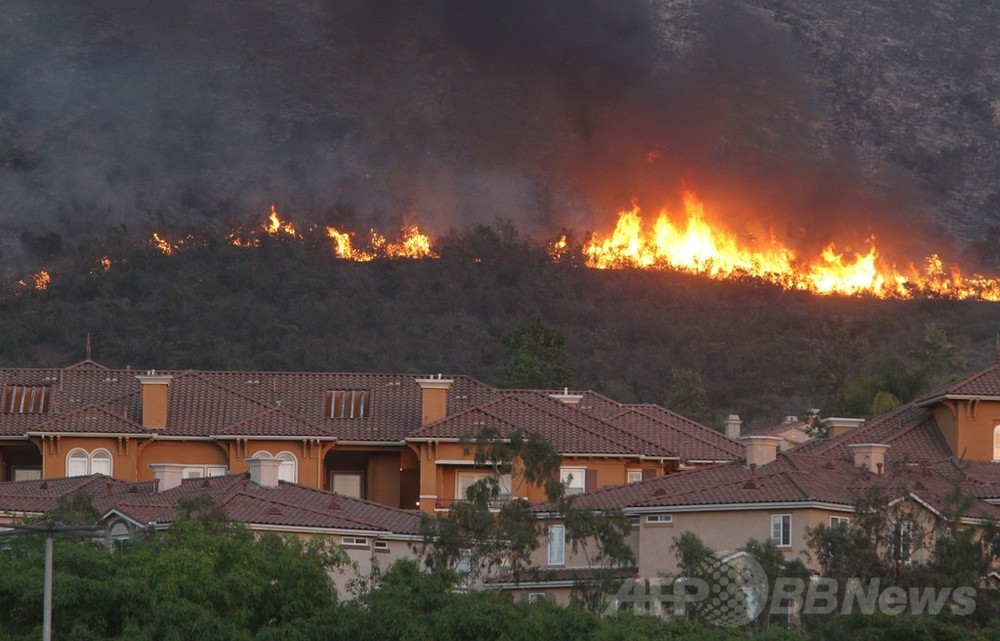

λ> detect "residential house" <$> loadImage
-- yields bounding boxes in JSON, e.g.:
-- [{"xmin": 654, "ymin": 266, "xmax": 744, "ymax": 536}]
[{"xmin": 0, "ymin": 360, "xmax": 741, "ymax": 513}]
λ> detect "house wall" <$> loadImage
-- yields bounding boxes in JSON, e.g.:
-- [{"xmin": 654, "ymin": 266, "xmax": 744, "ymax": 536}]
[
  {"xmin": 137, "ymin": 441, "xmax": 228, "ymax": 481},
  {"xmin": 40, "ymin": 436, "xmax": 136, "ymax": 479},
  {"xmin": 412, "ymin": 441, "xmax": 659, "ymax": 513}
]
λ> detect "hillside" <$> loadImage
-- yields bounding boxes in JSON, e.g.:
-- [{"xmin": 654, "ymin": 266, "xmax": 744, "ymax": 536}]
[{"xmin": 3, "ymin": 229, "xmax": 998, "ymax": 428}]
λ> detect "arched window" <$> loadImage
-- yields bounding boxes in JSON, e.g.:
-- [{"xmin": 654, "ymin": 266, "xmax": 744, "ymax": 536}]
[
  {"xmin": 275, "ymin": 451, "xmax": 297, "ymax": 483},
  {"xmin": 251, "ymin": 450, "xmax": 273, "ymax": 459},
  {"xmin": 90, "ymin": 449, "xmax": 113, "ymax": 476},
  {"xmin": 66, "ymin": 448, "xmax": 113, "ymax": 477},
  {"xmin": 66, "ymin": 449, "xmax": 90, "ymax": 477},
  {"xmin": 993, "ymin": 425, "xmax": 1000, "ymax": 461}
]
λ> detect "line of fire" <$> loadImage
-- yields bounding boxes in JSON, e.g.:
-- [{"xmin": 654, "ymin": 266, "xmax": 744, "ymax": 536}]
[{"xmin": 13, "ymin": 196, "xmax": 1000, "ymax": 301}]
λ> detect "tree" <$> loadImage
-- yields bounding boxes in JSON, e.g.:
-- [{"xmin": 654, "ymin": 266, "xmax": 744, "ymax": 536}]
[
  {"xmin": 417, "ymin": 428, "xmax": 634, "ymax": 609},
  {"xmin": 664, "ymin": 368, "xmax": 714, "ymax": 427},
  {"xmin": 500, "ymin": 315, "xmax": 573, "ymax": 389}
]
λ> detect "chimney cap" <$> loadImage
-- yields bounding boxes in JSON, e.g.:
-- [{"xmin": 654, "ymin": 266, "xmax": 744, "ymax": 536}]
[{"xmin": 415, "ymin": 376, "xmax": 454, "ymax": 390}]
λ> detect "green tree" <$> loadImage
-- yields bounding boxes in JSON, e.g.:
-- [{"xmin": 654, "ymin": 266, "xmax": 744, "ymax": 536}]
[
  {"xmin": 418, "ymin": 428, "xmax": 634, "ymax": 609},
  {"xmin": 500, "ymin": 315, "xmax": 573, "ymax": 389},
  {"xmin": 664, "ymin": 368, "xmax": 714, "ymax": 426}
]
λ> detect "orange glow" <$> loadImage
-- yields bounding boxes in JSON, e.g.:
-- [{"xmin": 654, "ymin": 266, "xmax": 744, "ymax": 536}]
[
  {"xmin": 326, "ymin": 225, "xmax": 437, "ymax": 261},
  {"xmin": 150, "ymin": 232, "xmax": 176, "ymax": 255},
  {"xmin": 548, "ymin": 235, "xmax": 569, "ymax": 261},
  {"xmin": 18, "ymin": 270, "xmax": 51, "ymax": 290},
  {"xmin": 581, "ymin": 194, "xmax": 1000, "ymax": 300},
  {"xmin": 264, "ymin": 204, "xmax": 298, "ymax": 237}
]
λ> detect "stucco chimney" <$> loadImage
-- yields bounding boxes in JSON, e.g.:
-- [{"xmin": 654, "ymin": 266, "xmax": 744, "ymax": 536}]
[
  {"xmin": 415, "ymin": 375, "xmax": 454, "ymax": 425},
  {"xmin": 725, "ymin": 414, "xmax": 742, "ymax": 439},
  {"xmin": 822, "ymin": 417, "xmax": 865, "ymax": 438},
  {"xmin": 742, "ymin": 435, "xmax": 782, "ymax": 467},
  {"xmin": 246, "ymin": 457, "xmax": 282, "ymax": 488},
  {"xmin": 136, "ymin": 371, "xmax": 173, "ymax": 429},
  {"xmin": 149, "ymin": 463, "xmax": 186, "ymax": 492},
  {"xmin": 848, "ymin": 443, "xmax": 890, "ymax": 474}
]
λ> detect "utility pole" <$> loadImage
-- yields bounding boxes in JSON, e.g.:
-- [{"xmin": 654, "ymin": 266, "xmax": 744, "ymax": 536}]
[{"xmin": 0, "ymin": 521, "xmax": 100, "ymax": 641}]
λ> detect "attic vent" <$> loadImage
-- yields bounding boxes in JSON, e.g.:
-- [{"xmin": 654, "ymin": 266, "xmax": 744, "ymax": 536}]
[
  {"xmin": 128, "ymin": 485, "xmax": 139, "ymax": 493},
  {"xmin": 385, "ymin": 381, "xmax": 401, "ymax": 387},
  {"xmin": 103, "ymin": 377, "xmax": 119, "ymax": 383},
  {"xmin": 327, "ymin": 499, "xmax": 340, "ymax": 510},
  {"xmin": 43, "ymin": 376, "xmax": 57, "ymax": 382},
  {"xmin": 325, "ymin": 390, "xmax": 370, "ymax": 418},
  {"xmin": 39, "ymin": 481, "xmax": 48, "ymax": 490},
  {"xmin": 652, "ymin": 488, "xmax": 667, "ymax": 497},
  {"xmin": 3, "ymin": 385, "xmax": 51, "ymax": 414},
  {"xmin": 246, "ymin": 379, "xmax": 260, "ymax": 385},
  {"xmin": 823, "ymin": 461, "xmax": 836, "ymax": 470}
]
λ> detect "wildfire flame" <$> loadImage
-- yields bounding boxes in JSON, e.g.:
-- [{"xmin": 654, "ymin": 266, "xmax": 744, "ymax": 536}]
[
  {"xmin": 580, "ymin": 194, "xmax": 1000, "ymax": 300},
  {"xmin": 326, "ymin": 225, "xmax": 437, "ymax": 261},
  {"xmin": 129, "ymin": 195, "xmax": 1000, "ymax": 301},
  {"xmin": 18, "ymin": 270, "xmax": 51, "ymax": 290}
]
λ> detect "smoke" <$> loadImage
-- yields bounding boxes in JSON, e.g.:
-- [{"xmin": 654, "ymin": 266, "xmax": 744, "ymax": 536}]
[{"xmin": 0, "ymin": 0, "xmax": 939, "ymax": 266}]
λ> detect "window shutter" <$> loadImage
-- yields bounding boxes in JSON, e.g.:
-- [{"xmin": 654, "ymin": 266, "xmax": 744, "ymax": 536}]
[{"xmin": 323, "ymin": 391, "xmax": 333, "ymax": 418}]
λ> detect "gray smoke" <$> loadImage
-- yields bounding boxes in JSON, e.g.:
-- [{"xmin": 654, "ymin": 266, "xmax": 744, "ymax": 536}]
[{"xmin": 0, "ymin": 0, "xmax": 941, "ymax": 268}]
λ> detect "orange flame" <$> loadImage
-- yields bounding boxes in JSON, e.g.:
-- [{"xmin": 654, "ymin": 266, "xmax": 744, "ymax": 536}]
[
  {"xmin": 581, "ymin": 195, "xmax": 1000, "ymax": 300},
  {"xmin": 264, "ymin": 204, "xmax": 298, "ymax": 237},
  {"xmin": 326, "ymin": 225, "xmax": 437, "ymax": 260},
  {"xmin": 18, "ymin": 270, "xmax": 51, "ymax": 290},
  {"xmin": 149, "ymin": 233, "xmax": 176, "ymax": 255}
]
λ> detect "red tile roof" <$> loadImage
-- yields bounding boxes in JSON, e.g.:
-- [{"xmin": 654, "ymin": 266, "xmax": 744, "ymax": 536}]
[{"xmin": 0, "ymin": 473, "xmax": 422, "ymax": 536}]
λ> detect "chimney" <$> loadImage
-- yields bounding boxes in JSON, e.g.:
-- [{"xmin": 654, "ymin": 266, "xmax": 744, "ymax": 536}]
[
  {"xmin": 742, "ymin": 436, "xmax": 782, "ymax": 467},
  {"xmin": 550, "ymin": 387, "xmax": 584, "ymax": 405},
  {"xmin": 848, "ymin": 444, "xmax": 890, "ymax": 474},
  {"xmin": 247, "ymin": 457, "xmax": 283, "ymax": 488},
  {"xmin": 136, "ymin": 371, "xmax": 173, "ymax": 429},
  {"xmin": 724, "ymin": 414, "xmax": 742, "ymax": 439},
  {"xmin": 415, "ymin": 375, "xmax": 454, "ymax": 425},
  {"xmin": 149, "ymin": 463, "xmax": 187, "ymax": 492},
  {"xmin": 822, "ymin": 417, "xmax": 865, "ymax": 438}
]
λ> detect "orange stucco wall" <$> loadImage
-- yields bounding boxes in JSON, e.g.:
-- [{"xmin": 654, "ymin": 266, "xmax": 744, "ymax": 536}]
[{"xmin": 932, "ymin": 399, "xmax": 1000, "ymax": 461}]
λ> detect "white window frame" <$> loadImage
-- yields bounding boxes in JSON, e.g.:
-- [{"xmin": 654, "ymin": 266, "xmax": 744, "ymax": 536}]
[
  {"xmin": 275, "ymin": 451, "xmax": 297, "ymax": 483},
  {"xmin": 892, "ymin": 522, "xmax": 912, "ymax": 563},
  {"xmin": 548, "ymin": 524, "xmax": 566, "ymax": 565},
  {"xmin": 771, "ymin": 514, "xmax": 791, "ymax": 547},
  {"xmin": 627, "ymin": 469, "xmax": 644, "ymax": 484},
  {"xmin": 66, "ymin": 448, "xmax": 113, "ymax": 477},
  {"xmin": 527, "ymin": 592, "xmax": 551, "ymax": 603},
  {"xmin": 560, "ymin": 467, "xmax": 586, "ymax": 495},
  {"xmin": 646, "ymin": 514, "xmax": 673, "ymax": 524},
  {"xmin": 342, "ymin": 536, "xmax": 369, "ymax": 548},
  {"xmin": 830, "ymin": 516, "xmax": 850, "ymax": 528}
]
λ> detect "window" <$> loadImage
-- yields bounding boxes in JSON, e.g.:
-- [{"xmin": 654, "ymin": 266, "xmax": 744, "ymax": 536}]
[
  {"xmin": 560, "ymin": 467, "xmax": 586, "ymax": 495},
  {"xmin": 12, "ymin": 467, "xmax": 41, "ymax": 481},
  {"xmin": 332, "ymin": 472, "xmax": 363, "ymax": 498},
  {"xmin": 325, "ymin": 390, "xmax": 370, "ymax": 418},
  {"xmin": 548, "ymin": 524, "xmax": 566, "ymax": 565},
  {"xmin": 994, "ymin": 425, "xmax": 1000, "ymax": 461},
  {"xmin": 3, "ymin": 385, "xmax": 51, "ymax": 414},
  {"xmin": 342, "ymin": 536, "xmax": 368, "ymax": 547},
  {"xmin": 275, "ymin": 451, "xmax": 297, "ymax": 483},
  {"xmin": 527, "ymin": 592, "xmax": 552, "ymax": 603},
  {"xmin": 182, "ymin": 466, "xmax": 228, "ymax": 479},
  {"xmin": 66, "ymin": 448, "xmax": 113, "ymax": 477},
  {"xmin": 830, "ymin": 516, "xmax": 850, "ymax": 528},
  {"xmin": 627, "ymin": 469, "xmax": 643, "ymax": 484},
  {"xmin": 456, "ymin": 471, "xmax": 512, "ymax": 501},
  {"xmin": 251, "ymin": 451, "xmax": 297, "ymax": 483},
  {"xmin": 374, "ymin": 540, "xmax": 389, "ymax": 553},
  {"xmin": 646, "ymin": 514, "xmax": 673, "ymax": 524},
  {"xmin": 771, "ymin": 514, "xmax": 791, "ymax": 547},
  {"xmin": 627, "ymin": 515, "xmax": 640, "ymax": 528},
  {"xmin": 892, "ymin": 523, "xmax": 912, "ymax": 563}
]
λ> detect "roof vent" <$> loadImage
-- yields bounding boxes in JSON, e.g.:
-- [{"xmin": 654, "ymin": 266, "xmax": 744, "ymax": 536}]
[
  {"xmin": 39, "ymin": 481, "xmax": 48, "ymax": 490},
  {"xmin": 268, "ymin": 505, "xmax": 282, "ymax": 515},
  {"xmin": 327, "ymin": 499, "xmax": 340, "ymax": 510},
  {"xmin": 652, "ymin": 488, "xmax": 667, "ymax": 497}
]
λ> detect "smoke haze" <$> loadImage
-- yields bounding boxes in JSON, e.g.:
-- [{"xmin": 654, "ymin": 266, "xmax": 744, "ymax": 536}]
[{"xmin": 0, "ymin": 0, "xmax": 944, "ymax": 266}]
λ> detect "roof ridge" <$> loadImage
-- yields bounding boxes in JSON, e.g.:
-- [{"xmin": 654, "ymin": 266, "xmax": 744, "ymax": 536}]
[
  {"xmin": 221, "ymin": 486, "xmax": 403, "ymax": 531},
  {"xmin": 505, "ymin": 394, "xmax": 670, "ymax": 456},
  {"xmin": 622, "ymin": 406, "xmax": 743, "ymax": 455}
]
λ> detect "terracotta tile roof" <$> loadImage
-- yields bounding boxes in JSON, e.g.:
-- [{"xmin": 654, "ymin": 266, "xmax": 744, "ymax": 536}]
[
  {"xmin": 28, "ymin": 404, "xmax": 147, "ymax": 436},
  {"xmin": 0, "ymin": 472, "xmax": 422, "ymax": 536},
  {"xmin": 793, "ymin": 403, "xmax": 953, "ymax": 462},
  {"xmin": 108, "ymin": 474, "xmax": 423, "ymax": 534},
  {"xmin": 604, "ymin": 405, "xmax": 743, "ymax": 461},
  {"xmin": 0, "ymin": 362, "xmax": 493, "ymax": 443},
  {"xmin": 536, "ymin": 451, "xmax": 1000, "ymax": 522},
  {"xmin": 920, "ymin": 362, "xmax": 1000, "ymax": 399},
  {"xmin": 407, "ymin": 391, "xmax": 676, "ymax": 458}
]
